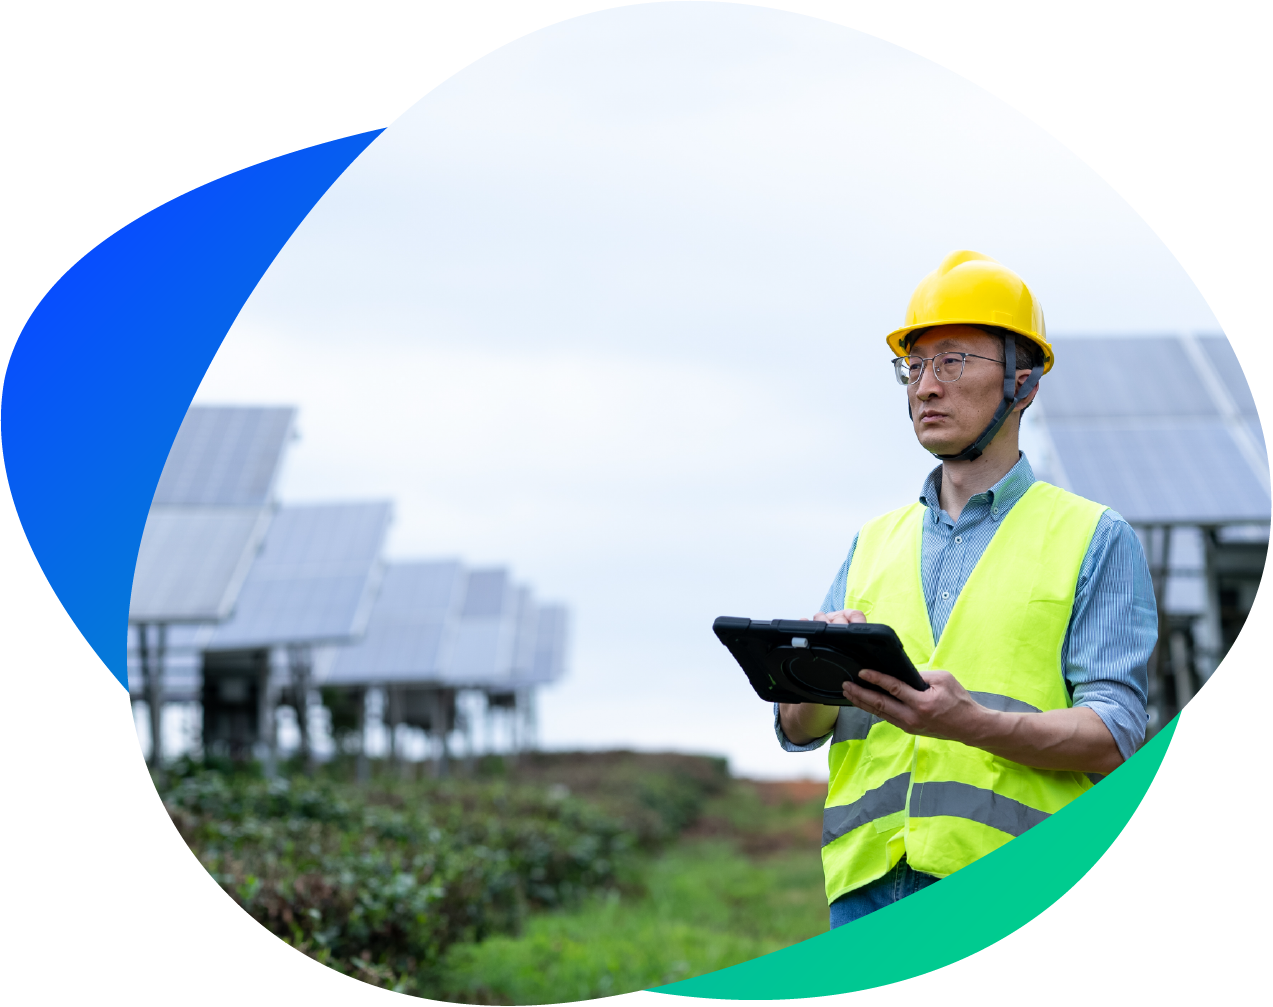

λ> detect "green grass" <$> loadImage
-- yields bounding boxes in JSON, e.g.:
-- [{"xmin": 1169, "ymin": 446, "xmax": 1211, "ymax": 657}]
[{"xmin": 435, "ymin": 781, "xmax": 829, "ymax": 1004}]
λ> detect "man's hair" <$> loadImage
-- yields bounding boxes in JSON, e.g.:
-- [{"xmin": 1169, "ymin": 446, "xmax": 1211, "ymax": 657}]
[{"xmin": 904, "ymin": 326, "xmax": 1041, "ymax": 370}]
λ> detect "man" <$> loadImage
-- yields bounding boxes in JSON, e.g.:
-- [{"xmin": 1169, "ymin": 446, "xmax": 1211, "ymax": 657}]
[{"xmin": 778, "ymin": 250, "xmax": 1155, "ymax": 927}]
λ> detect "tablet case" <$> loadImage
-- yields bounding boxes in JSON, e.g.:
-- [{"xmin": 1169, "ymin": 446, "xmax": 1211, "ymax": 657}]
[{"xmin": 713, "ymin": 616, "xmax": 929, "ymax": 705}]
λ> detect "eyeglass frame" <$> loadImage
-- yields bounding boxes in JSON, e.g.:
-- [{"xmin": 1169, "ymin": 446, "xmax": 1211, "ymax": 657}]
[{"xmin": 891, "ymin": 351, "xmax": 1006, "ymax": 386}]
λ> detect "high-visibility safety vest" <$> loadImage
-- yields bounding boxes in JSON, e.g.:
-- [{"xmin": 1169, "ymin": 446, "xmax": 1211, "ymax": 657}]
[{"xmin": 822, "ymin": 480, "xmax": 1107, "ymax": 904}]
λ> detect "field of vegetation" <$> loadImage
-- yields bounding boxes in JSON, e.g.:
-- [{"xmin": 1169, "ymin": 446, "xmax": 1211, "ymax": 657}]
[{"xmin": 158, "ymin": 751, "xmax": 828, "ymax": 1002}]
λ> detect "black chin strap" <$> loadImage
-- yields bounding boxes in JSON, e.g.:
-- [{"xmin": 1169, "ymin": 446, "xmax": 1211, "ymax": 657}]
[{"xmin": 917, "ymin": 336, "xmax": 1045, "ymax": 463}]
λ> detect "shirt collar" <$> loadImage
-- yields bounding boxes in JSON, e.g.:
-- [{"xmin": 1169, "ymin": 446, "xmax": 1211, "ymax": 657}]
[{"xmin": 919, "ymin": 452, "xmax": 1037, "ymax": 522}]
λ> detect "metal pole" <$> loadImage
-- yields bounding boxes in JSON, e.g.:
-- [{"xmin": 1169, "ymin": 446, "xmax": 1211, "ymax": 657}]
[
  {"xmin": 135, "ymin": 623, "xmax": 150, "ymax": 762},
  {"xmin": 1170, "ymin": 631, "xmax": 1194, "ymax": 708},
  {"xmin": 140, "ymin": 623, "xmax": 165, "ymax": 768},
  {"xmin": 463, "ymin": 690, "xmax": 475, "ymax": 776},
  {"xmin": 259, "ymin": 649, "xmax": 277, "ymax": 779},
  {"xmin": 1199, "ymin": 526, "xmax": 1224, "ymax": 682},
  {"xmin": 354, "ymin": 688, "xmax": 369, "ymax": 783},
  {"xmin": 288, "ymin": 644, "xmax": 314, "ymax": 774},
  {"xmin": 429, "ymin": 689, "xmax": 449, "ymax": 778},
  {"xmin": 520, "ymin": 688, "xmax": 536, "ymax": 753},
  {"xmin": 1143, "ymin": 525, "xmax": 1173, "ymax": 736},
  {"xmin": 386, "ymin": 685, "xmax": 401, "ymax": 769}
]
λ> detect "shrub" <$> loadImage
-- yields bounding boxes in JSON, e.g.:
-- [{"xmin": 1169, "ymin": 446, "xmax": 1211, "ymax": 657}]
[{"xmin": 160, "ymin": 762, "xmax": 634, "ymax": 993}]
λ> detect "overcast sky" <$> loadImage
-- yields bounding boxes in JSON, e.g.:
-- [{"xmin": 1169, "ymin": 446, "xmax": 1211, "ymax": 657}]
[{"xmin": 193, "ymin": 2, "xmax": 1220, "ymax": 778}]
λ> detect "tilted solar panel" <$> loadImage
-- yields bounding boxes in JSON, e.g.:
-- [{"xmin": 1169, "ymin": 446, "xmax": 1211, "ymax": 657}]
[
  {"xmin": 151, "ymin": 406, "xmax": 295, "ymax": 507},
  {"xmin": 1041, "ymin": 336, "xmax": 1270, "ymax": 525},
  {"xmin": 1040, "ymin": 337, "xmax": 1216, "ymax": 419},
  {"xmin": 203, "ymin": 501, "xmax": 392, "ymax": 649},
  {"xmin": 526, "ymin": 604, "xmax": 569, "ymax": 685},
  {"xmin": 130, "ymin": 506, "xmax": 274, "ymax": 623},
  {"xmin": 324, "ymin": 561, "xmax": 569, "ymax": 689},
  {"xmin": 1198, "ymin": 335, "xmax": 1267, "ymax": 456},
  {"xmin": 325, "ymin": 561, "xmax": 465, "ymax": 684}
]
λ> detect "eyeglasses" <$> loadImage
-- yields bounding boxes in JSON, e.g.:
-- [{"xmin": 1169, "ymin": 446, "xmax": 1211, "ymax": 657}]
[{"xmin": 892, "ymin": 352, "xmax": 1005, "ymax": 386}]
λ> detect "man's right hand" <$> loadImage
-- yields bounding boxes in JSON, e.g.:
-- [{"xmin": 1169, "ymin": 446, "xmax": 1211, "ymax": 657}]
[
  {"xmin": 812, "ymin": 609, "xmax": 867, "ymax": 626},
  {"xmin": 777, "ymin": 609, "xmax": 867, "ymax": 744}
]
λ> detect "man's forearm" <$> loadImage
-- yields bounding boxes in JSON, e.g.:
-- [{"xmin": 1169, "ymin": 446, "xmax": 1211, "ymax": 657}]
[
  {"xmin": 967, "ymin": 705, "xmax": 1123, "ymax": 776},
  {"xmin": 779, "ymin": 702, "xmax": 839, "ymax": 746}
]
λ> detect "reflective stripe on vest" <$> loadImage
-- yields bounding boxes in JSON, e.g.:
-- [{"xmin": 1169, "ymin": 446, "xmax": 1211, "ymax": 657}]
[{"xmin": 820, "ymin": 481, "xmax": 1106, "ymax": 904}]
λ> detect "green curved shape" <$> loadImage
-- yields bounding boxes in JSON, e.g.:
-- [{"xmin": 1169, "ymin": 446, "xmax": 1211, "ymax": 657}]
[{"xmin": 654, "ymin": 715, "xmax": 1177, "ymax": 999}]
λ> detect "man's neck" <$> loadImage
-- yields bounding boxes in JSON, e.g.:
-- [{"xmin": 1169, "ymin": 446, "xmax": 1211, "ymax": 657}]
[{"xmin": 938, "ymin": 440, "xmax": 1021, "ymax": 522}]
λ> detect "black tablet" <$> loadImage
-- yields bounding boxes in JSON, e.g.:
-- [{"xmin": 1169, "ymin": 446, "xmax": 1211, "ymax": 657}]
[{"xmin": 713, "ymin": 617, "xmax": 929, "ymax": 706}]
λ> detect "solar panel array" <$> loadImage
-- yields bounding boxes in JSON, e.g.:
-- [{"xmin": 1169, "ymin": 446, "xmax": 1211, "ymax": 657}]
[
  {"xmin": 325, "ymin": 561, "xmax": 568, "ymax": 689},
  {"xmin": 1037, "ymin": 335, "xmax": 1270, "ymax": 526},
  {"xmin": 167, "ymin": 501, "xmax": 393, "ymax": 651},
  {"xmin": 128, "ymin": 403, "xmax": 570, "ymax": 709},
  {"xmin": 130, "ymin": 406, "xmax": 295, "ymax": 623}
]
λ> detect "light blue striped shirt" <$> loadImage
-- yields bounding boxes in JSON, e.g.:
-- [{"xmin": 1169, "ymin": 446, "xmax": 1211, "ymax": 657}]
[{"xmin": 775, "ymin": 453, "xmax": 1155, "ymax": 762}]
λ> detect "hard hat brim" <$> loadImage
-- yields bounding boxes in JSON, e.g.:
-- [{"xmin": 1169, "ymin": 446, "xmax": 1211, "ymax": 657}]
[{"xmin": 886, "ymin": 321, "xmax": 1054, "ymax": 374}]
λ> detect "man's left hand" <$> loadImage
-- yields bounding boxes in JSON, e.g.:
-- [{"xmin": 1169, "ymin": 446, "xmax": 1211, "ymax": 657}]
[{"xmin": 841, "ymin": 668, "xmax": 988, "ymax": 745}]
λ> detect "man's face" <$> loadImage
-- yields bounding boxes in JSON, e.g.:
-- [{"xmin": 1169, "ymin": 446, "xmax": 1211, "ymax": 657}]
[{"xmin": 904, "ymin": 325, "xmax": 1015, "ymax": 456}]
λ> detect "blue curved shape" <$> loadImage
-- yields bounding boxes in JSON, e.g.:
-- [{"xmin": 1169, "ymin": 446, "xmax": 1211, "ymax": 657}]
[{"xmin": 2, "ymin": 130, "xmax": 383, "ymax": 688}]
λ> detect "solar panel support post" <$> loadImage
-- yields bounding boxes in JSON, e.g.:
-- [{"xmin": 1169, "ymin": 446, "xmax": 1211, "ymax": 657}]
[
  {"xmin": 429, "ymin": 689, "xmax": 450, "ymax": 779},
  {"xmin": 520, "ymin": 688, "xmax": 537, "ymax": 754},
  {"xmin": 1170, "ymin": 630, "xmax": 1195, "ymax": 708},
  {"xmin": 354, "ymin": 687, "xmax": 369, "ymax": 784},
  {"xmin": 258, "ymin": 652, "xmax": 278, "ymax": 779},
  {"xmin": 1145, "ymin": 524, "xmax": 1175, "ymax": 737},
  {"xmin": 385, "ymin": 684, "xmax": 402, "ymax": 772},
  {"xmin": 461, "ymin": 690, "xmax": 476, "ymax": 776},
  {"xmin": 287, "ymin": 644, "xmax": 315, "ymax": 775},
  {"xmin": 137, "ymin": 623, "xmax": 166, "ymax": 770},
  {"xmin": 1199, "ymin": 527, "xmax": 1225, "ymax": 683}
]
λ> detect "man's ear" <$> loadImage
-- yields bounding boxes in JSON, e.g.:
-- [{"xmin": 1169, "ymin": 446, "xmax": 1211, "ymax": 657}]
[{"xmin": 1014, "ymin": 373, "xmax": 1040, "ymax": 412}]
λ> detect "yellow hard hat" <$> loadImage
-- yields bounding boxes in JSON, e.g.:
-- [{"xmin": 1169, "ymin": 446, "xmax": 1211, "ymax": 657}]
[{"xmin": 885, "ymin": 250, "xmax": 1054, "ymax": 374}]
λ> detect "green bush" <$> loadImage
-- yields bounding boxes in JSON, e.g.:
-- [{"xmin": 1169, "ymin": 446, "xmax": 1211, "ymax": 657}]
[{"xmin": 161, "ymin": 761, "xmax": 635, "ymax": 993}]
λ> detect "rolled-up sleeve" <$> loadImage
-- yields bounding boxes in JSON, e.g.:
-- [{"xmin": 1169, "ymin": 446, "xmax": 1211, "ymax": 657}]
[
  {"xmin": 1064, "ymin": 511, "xmax": 1155, "ymax": 762},
  {"xmin": 774, "ymin": 704, "xmax": 834, "ymax": 751}
]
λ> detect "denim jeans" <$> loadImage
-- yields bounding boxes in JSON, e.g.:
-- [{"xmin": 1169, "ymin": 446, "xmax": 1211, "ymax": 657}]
[{"xmin": 828, "ymin": 858, "xmax": 942, "ymax": 928}]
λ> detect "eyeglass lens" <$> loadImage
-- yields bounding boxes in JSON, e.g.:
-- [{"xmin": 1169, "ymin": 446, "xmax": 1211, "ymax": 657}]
[{"xmin": 895, "ymin": 353, "xmax": 967, "ymax": 385}]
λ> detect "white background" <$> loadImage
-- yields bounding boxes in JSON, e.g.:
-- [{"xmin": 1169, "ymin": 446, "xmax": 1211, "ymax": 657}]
[{"xmin": 1, "ymin": 1, "xmax": 1268, "ymax": 1002}]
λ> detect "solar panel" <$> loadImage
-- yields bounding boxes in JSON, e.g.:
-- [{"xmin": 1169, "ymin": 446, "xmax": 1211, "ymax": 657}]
[
  {"xmin": 324, "ymin": 561, "xmax": 464, "ymax": 684},
  {"xmin": 324, "ymin": 561, "xmax": 569, "ymax": 689},
  {"xmin": 130, "ymin": 506, "xmax": 273, "ymax": 622},
  {"xmin": 1198, "ymin": 336, "xmax": 1260, "ymax": 418},
  {"xmin": 130, "ymin": 406, "xmax": 296, "ymax": 625},
  {"xmin": 526, "ymin": 604, "xmax": 569, "ymax": 685},
  {"xmin": 1199, "ymin": 335, "xmax": 1266, "ymax": 456},
  {"xmin": 151, "ymin": 406, "xmax": 295, "ymax": 507},
  {"xmin": 1040, "ymin": 336, "xmax": 1216, "ymax": 419},
  {"xmin": 449, "ymin": 568, "xmax": 515, "ymax": 684},
  {"xmin": 199, "ymin": 501, "xmax": 392, "ymax": 649},
  {"xmin": 1039, "ymin": 336, "xmax": 1270, "ymax": 526}
]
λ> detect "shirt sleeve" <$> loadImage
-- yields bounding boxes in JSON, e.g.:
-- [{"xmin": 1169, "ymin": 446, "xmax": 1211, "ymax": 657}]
[
  {"xmin": 774, "ymin": 535, "xmax": 859, "ymax": 753},
  {"xmin": 1064, "ymin": 511, "xmax": 1155, "ymax": 762}
]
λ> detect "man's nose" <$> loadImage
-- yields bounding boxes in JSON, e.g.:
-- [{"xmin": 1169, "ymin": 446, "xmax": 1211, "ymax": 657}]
[{"xmin": 914, "ymin": 361, "xmax": 944, "ymax": 399}]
